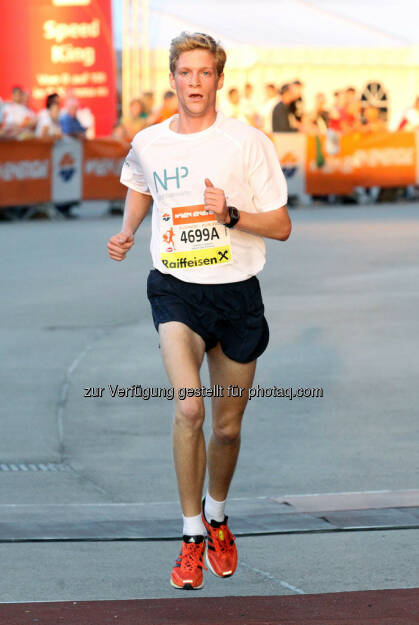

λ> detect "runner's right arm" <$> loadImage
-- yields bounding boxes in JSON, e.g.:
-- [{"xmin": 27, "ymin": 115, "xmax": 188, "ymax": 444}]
[{"xmin": 107, "ymin": 189, "xmax": 152, "ymax": 261}]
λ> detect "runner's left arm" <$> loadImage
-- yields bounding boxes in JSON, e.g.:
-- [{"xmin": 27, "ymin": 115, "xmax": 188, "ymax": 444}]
[
  {"xmin": 204, "ymin": 180, "xmax": 291, "ymax": 241},
  {"xmin": 204, "ymin": 129, "xmax": 291, "ymax": 241},
  {"xmin": 230, "ymin": 205, "xmax": 291, "ymax": 241}
]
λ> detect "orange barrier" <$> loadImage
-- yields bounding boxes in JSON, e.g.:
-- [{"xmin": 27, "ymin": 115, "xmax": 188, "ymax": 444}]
[
  {"xmin": 0, "ymin": 139, "xmax": 53, "ymax": 206},
  {"xmin": 0, "ymin": 132, "xmax": 417, "ymax": 208},
  {"xmin": 0, "ymin": 138, "xmax": 128, "ymax": 207},
  {"xmin": 305, "ymin": 131, "xmax": 417, "ymax": 195},
  {"xmin": 83, "ymin": 139, "xmax": 128, "ymax": 200}
]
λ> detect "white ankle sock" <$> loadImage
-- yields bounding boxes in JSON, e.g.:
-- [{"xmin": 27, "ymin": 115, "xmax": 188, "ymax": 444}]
[
  {"xmin": 182, "ymin": 513, "xmax": 205, "ymax": 537},
  {"xmin": 205, "ymin": 491, "xmax": 226, "ymax": 523}
]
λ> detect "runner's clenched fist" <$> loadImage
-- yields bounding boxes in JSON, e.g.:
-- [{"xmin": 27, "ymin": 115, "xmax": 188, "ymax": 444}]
[
  {"xmin": 204, "ymin": 178, "xmax": 228, "ymax": 224},
  {"xmin": 107, "ymin": 231, "xmax": 135, "ymax": 261}
]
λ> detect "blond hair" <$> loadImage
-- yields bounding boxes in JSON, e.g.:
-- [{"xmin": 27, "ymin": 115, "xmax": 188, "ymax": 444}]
[{"xmin": 169, "ymin": 32, "xmax": 226, "ymax": 76}]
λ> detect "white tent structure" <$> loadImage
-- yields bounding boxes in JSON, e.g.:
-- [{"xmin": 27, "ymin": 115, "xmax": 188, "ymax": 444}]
[{"xmin": 114, "ymin": 0, "xmax": 419, "ymax": 126}]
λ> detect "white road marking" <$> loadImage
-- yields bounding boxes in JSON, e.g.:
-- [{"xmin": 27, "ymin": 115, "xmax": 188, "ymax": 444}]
[
  {"xmin": 57, "ymin": 328, "xmax": 106, "ymax": 446},
  {"xmin": 239, "ymin": 561, "xmax": 305, "ymax": 594}
]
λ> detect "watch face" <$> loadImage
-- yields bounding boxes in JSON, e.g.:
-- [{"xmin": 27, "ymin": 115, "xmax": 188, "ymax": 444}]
[{"xmin": 226, "ymin": 206, "xmax": 239, "ymax": 228}]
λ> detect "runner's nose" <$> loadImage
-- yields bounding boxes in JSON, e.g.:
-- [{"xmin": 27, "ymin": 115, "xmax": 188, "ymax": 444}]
[{"xmin": 189, "ymin": 71, "xmax": 201, "ymax": 87}]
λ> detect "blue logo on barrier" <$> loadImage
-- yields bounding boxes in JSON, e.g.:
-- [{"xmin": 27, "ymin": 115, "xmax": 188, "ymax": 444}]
[
  {"xmin": 59, "ymin": 153, "xmax": 76, "ymax": 182},
  {"xmin": 281, "ymin": 152, "xmax": 298, "ymax": 179}
]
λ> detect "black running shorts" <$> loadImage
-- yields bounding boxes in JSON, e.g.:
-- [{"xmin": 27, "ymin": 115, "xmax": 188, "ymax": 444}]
[{"xmin": 146, "ymin": 269, "xmax": 269, "ymax": 363}]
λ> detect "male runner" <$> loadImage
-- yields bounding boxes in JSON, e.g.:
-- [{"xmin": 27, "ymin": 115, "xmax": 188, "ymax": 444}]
[{"xmin": 107, "ymin": 32, "xmax": 291, "ymax": 590}]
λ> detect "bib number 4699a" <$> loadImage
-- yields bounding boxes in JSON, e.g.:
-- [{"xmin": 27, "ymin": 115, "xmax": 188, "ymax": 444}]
[{"xmin": 180, "ymin": 226, "xmax": 221, "ymax": 244}]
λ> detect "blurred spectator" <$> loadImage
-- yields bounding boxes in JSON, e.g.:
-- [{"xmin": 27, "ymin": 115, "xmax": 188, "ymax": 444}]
[
  {"xmin": 328, "ymin": 90, "xmax": 345, "ymax": 132},
  {"xmin": 329, "ymin": 87, "xmax": 361, "ymax": 134},
  {"xmin": 361, "ymin": 106, "xmax": 387, "ymax": 133},
  {"xmin": 148, "ymin": 91, "xmax": 178, "ymax": 124},
  {"xmin": 142, "ymin": 91, "xmax": 155, "ymax": 118},
  {"xmin": 311, "ymin": 92, "xmax": 330, "ymax": 133},
  {"xmin": 60, "ymin": 91, "xmax": 94, "ymax": 138},
  {"xmin": 60, "ymin": 98, "xmax": 86, "ymax": 139},
  {"xmin": 77, "ymin": 106, "xmax": 95, "ymax": 139},
  {"xmin": 397, "ymin": 96, "xmax": 419, "ymax": 131},
  {"xmin": 20, "ymin": 91, "xmax": 37, "ymax": 132},
  {"xmin": 223, "ymin": 87, "xmax": 246, "ymax": 121},
  {"xmin": 122, "ymin": 98, "xmax": 148, "ymax": 140},
  {"xmin": 289, "ymin": 80, "xmax": 304, "ymax": 124},
  {"xmin": 112, "ymin": 120, "xmax": 129, "ymax": 144},
  {"xmin": 36, "ymin": 98, "xmax": 62, "ymax": 139},
  {"xmin": 37, "ymin": 93, "xmax": 60, "ymax": 133},
  {"xmin": 242, "ymin": 83, "xmax": 261, "ymax": 127},
  {"xmin": 344, "ymin": 87, "xmax": 361, "ymax": 130},
  {"xmin": 1, "ymin": 86, "xmax": 36, "ymax": 137},
  {"xmin": 272, "ymin": 84, "xmax": 297, "ymax": 132},
  {"xmin": 262, "ymin": 83, "xmax": 279, "ymax": 133}
]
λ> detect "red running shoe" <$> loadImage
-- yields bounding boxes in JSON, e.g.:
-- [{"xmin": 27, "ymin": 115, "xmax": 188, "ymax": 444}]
[
  {"xmin": 170, "ymin": 535, "xmax": 207, "ymax": 590},
  {"xmin": 202, "ymin": 498, "xmax": 238, "ymax": 578}
]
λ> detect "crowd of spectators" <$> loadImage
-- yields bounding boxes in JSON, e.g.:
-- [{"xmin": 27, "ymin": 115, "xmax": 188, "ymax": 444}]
[
  {"xmin": 221, "ymin": 81, "xmax": 391, "ymax": 135},
  {"xmin": 0, "ymin": 86, "xmax": 93, "ymax": 141},
  {"xmin": 219, "ymin": 81, "xmax": 419, "ymax": 137},
  {"xmin": 112, "ymin": 90, "xmax": 178, "ymax": 142},
  {"xmin": 111, "ymin": 81, "xmax": 419, "ymax": 145},
  {"xmin": 2, "ymin": 83, "xmax": 419, "ymax": 144},
  {"xmin": 1, "ymin": 82, "xmax": 418, "ymax": 219}
]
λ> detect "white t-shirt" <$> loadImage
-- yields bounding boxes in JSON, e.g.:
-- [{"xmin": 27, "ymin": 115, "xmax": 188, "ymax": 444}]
[
  {"xmin": 221, "ymin": 100, "xmax": 248, "ymax": 124},
  {"xmin": 35, "ymin": 110, "xmax": 61, "ymax": 137},
  {"xmin": 403, "ymin": 107, "xmax": 419, "ymax": 130},
  {"xmin": 261, "ymin": 96, "xmax": 280, "ymax": 133},
  {"xmin": 242, "ymin": 95, "xmax": 257, "ymax": 120},
  {"xmin": 2, "ymin": 102, "xmax": 35, "ymax": 128},
  {"xmin": 120, "ymin": 111, "xmax": 287, "ymax": 284}
]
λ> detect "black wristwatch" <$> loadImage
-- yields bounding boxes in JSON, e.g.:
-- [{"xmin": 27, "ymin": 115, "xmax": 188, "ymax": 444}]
[{"xmin": 225, "ymin": 206, "xmax": 240, "ymax": 228}]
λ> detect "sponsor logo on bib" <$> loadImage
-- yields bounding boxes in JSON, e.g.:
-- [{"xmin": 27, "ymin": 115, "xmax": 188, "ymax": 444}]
[{"xmin": 160, "ymin": 204, "xmax": 232, "ymax": 270}]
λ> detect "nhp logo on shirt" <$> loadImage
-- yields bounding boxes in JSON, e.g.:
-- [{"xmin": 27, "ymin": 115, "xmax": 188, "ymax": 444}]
[
  {"xmin": 153, "ymin": 166, "xmax": 188, "ymax": 192},
  {"xmin": 58, "ymin": 153, "xmax": 76, "ymax": 182}
]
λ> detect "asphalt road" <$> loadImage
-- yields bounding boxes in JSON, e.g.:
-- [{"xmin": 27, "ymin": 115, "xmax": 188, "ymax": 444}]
[{"xmin": 0, "ymin": 201, "xmax": 418, "ymax": 604}]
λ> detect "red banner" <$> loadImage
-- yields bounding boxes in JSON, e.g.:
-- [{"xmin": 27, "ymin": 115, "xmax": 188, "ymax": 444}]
[{"xmin": 0, "ymin": 0, "xmax": 116, "ymax": 136}]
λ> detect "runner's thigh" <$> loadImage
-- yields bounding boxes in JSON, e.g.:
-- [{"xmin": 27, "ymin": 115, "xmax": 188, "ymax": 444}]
[
  {"xmin": 207, "ymin": 342, "xmax": 256, "ymax": 423},
  {"xmin": 159, "ymin": 321, "xmax": 206, "ymax": 395}
]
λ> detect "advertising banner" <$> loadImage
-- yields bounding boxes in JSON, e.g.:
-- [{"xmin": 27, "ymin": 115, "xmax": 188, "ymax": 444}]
[
  {"xmin": 83, "ymin": 139, "xmax": 128, "ymax": 200},
  {"xmin": 0, "ymin": 140, "xmax": 52, "ymax": 206},
  {"xmin": 0, "ymin": 0, "xmax": 116, "ymax": 136},
  {"xmin": 305, "ymin": 131, "xmax": 416, "ymax": 195},
  {"xmin": 1, "ymin": 132, "xmax": 417, "ymax": 208},
  {"xmin": 52, "ymin": 137, "xmax": 83, "ymax": 203},
  {"xmin": 271, "ymin": 133, "xmax": 306, "ymax": 198}
]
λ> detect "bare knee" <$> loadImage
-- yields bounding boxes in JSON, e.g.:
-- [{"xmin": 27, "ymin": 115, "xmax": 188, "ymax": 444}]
[
  {"xmin": 212, "ymin": 417, "xmax": 242, "ymax": 444},
  {"xmin": 175, "ymin": 397, "xmax": 204, "ymax": 431}
]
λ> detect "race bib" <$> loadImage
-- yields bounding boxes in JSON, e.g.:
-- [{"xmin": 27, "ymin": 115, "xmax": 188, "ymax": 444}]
[{"xmin": 160, "ymin": 204, "xmax": 233, "ymax": 270}]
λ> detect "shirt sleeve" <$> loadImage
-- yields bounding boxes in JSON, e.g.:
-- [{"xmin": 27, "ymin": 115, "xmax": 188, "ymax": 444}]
[
  {"xmin": 245, "ymin": 130, "xmax": 288, "ymax": 211},
  {"xmin": 59, "ymin": 115, "xmax": 71, "ymax": 134},
  {"xmin": 120, "ymin": 145, "xmax": 151, "ymax": 195}
]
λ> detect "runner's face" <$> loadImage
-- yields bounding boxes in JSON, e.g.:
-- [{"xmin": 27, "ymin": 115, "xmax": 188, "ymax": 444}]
[{"xmin": 170, "ymin": 49, "xmax": 223, "ymax": 118}]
